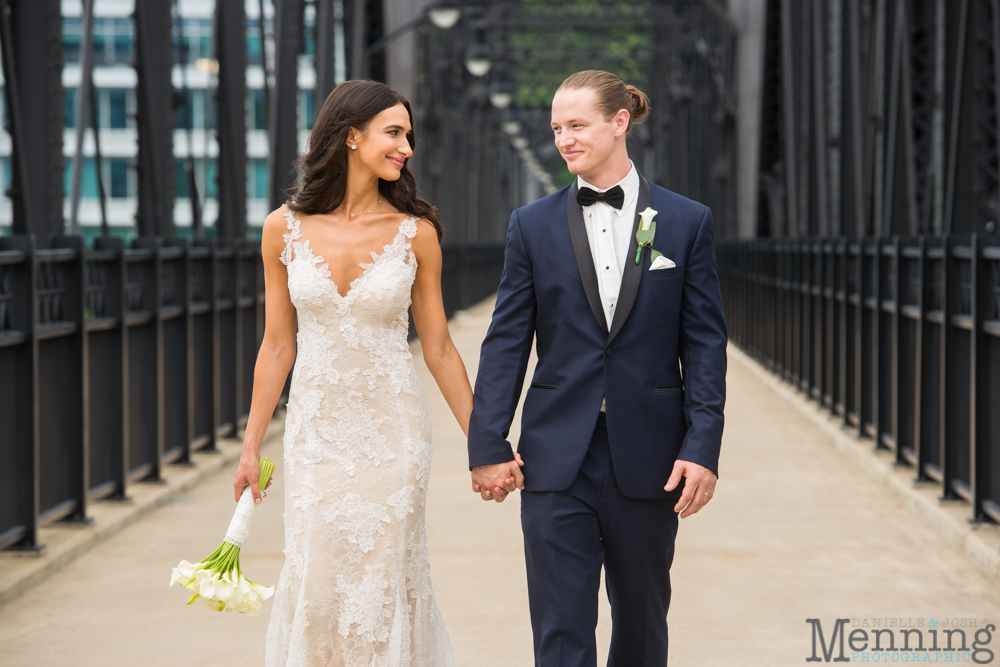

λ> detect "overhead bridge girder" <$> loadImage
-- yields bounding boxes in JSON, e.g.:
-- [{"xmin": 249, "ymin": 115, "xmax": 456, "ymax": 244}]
[{"xmin": 757, "ymin": 0, "xmax": 1000, "ymax": 238}]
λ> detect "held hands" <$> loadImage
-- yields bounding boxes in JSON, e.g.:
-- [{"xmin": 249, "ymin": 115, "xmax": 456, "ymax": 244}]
[
  {"xmin": 665, "ymin": 459, "xmax": 717, "ymax": 518},
  {"xmin": 234, "ymin": 452, "xmax": 273, "ymax": 504},
  {"xmin": 470, "ymin": 453, "xmax": 525, "ymax": 503}
]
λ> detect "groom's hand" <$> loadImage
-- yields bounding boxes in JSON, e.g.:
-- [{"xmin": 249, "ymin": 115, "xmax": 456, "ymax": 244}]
[
  {"xmin": 665, "ymin": 459, "xmax": 717, "ymax": 518},
  {"xmin": 471, "ymin": 454, "xmax": 525, "ymax": 503}
]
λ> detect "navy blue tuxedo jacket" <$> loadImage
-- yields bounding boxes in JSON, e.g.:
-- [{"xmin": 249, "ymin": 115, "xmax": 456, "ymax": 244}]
[{"xmin": 467, "ymin": 175, "xmax": 727, "ymax": 499}]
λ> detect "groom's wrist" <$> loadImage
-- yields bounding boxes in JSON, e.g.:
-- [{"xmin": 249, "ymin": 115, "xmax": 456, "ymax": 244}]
[{"xmin": 468, "ymin": 451, "xmax": 516, "ymax": 471}]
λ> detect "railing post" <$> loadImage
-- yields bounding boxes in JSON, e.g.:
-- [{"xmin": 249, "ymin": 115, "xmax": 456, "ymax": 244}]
[
  {"xmin": 970, "ymin": 233, "xmax": 985, "ymax": 522},
  {"xmin": 191, "ymin": 238, "xmax": 219, "ymax": 452},
  {"xmin": 91, "ymin": 236, "xmax": 129, "ymax": 500},
  {"xmin": 51, "ymin": 235, "xmax": 89, "ymax": 523},
  {"xmin": 0, "ymin": 235, "xmax": 41, "ymax": 552},
  {"xmin": 911, "ymin": 236, "xmax": 927, "ymax": 477},
  {"xmin": 132, "ymin": 238, "xmax": 165, "ymax": 483},
  {"xmin": 940, "ymin": 234, "xmax": 963, "ymax": 502},
  {"xmin": 837, "ymin": 239, "xmax": 848, "ymax": 418},
  {"xmin": 159, "ymin": 238, "xmax": 191, "ymax": 467}
]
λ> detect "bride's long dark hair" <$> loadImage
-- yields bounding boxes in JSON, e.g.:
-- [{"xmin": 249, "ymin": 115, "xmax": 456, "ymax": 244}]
[{"xmin": 288, "ymin": 80, "xmax": 444, "ymax": 240}]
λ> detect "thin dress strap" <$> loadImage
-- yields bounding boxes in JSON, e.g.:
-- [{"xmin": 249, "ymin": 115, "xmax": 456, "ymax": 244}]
[
  {"xmin": 398, "ymin": 216, "xmax": 419, "ymax": 244},
  {"xmin": 280, "ymin": 209, "xmax": 301, "ymax": 266}
]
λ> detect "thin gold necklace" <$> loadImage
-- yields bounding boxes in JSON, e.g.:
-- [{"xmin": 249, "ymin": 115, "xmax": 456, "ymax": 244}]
[{"xmin": 337, "ymin": 198, "xmax": 382, "ymax": 218}]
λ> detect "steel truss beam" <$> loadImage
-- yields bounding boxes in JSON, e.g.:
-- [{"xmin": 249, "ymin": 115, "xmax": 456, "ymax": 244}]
[
  {"xmin": 269, "ymin": 0, "xmax": 304, "ymax": 211},
  {"xmin": 314, "ymin": 0, "xmax": 338, "ymax": 110},
  {"xmin": 134, "ymin": 0, "xmax": 176, "ymax": 238},
  {"xmin": 216, "ymin": 0, "xmax": 249, "ymax": 241},
  {"xmin": 0, "ymin": 0, "xmax": 64, "ymax": 244},
  {"xmin": 758, "ymin": 0, "xmax": 1000, "ymax": 238}
]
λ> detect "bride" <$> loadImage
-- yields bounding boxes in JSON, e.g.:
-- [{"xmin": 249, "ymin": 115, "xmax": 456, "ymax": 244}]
[{"xmin": 233, "ymin": 80, "xmax": 482, "ymax": 666}]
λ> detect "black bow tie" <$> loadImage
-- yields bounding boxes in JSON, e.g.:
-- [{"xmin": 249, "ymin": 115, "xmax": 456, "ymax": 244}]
[{"xmin": 576, "ymin": 185, "xmax": 625, "ymax": 209}]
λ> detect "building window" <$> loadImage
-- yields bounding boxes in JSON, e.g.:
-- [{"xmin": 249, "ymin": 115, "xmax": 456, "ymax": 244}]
[
  {"xmin": 175, "ymin": 90, "xmax": 214, "ymax": 131},
  {"xmin": 249, "ymin": 89, "xmax": 266, "ymax": 130},
  {"xmin": 63, "ymin": 17, "xmax": 82, "ymax": 63},
  {"xmin": 63, "ymin": 157, "xmax": 132, "ymax": 200},
  {"xmin": 300, "ymin": 91, "xmax": 315, "ymax": 131},
  {"xmin": 174, "ymin": 19, "xmax": 213, "ymax": 64},
  {"xmin": 249, "ymin": 159, "xmax": 268, "ymax": 199},
  {"xmin": 107, "ymin": 89, "xmax": 128, "ymax": 129},
  {"xmin": 66, "ymin": 17, "xmax": 135, "ymax": 66},
  {"xmin": 247, "ymin": 20, "xmax": 263, "ymax": 68},
  {"xmin": 113, "ymin": 18, "xmax": 133, "ymax": 63},
  {"xmin": 110, "ymin": 159, "xmax": 129, "ymax": 198},
  {"xmin": 205, "ymin": 158, "xmax": 218, "ymax": 199},
  {"xmin": 65, "ymin": 88, "xmax": 77, "ymax": 129}
]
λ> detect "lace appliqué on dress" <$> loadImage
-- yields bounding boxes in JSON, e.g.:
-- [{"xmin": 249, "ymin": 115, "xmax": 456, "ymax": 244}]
[{"xmin": 266, "ymin": 211, "xmax": 455, "ymax": 667}]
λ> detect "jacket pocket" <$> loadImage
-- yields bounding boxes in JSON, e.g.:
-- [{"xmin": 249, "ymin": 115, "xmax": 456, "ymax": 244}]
[
  {"xmin": 645, "ymin": 265, "xmax": 684, "ymax": 280},
  {"xmin": 529, "ymin": 383, "xmax": 558, "ymax": 389},
  {"xmin": 654, "ymin": 386, "xmax": 684, "ymax": 393}
]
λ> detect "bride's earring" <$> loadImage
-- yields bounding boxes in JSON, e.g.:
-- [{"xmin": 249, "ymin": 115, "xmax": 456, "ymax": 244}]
[{"xmin": 350, "ymin": 145, "xmax": 357, "ymax": 150}]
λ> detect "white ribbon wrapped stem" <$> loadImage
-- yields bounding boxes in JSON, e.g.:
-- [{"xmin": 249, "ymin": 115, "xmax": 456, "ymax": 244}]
[{"xmin": 224, "ymin": 485, "xmax": 257, "ymax": 548}]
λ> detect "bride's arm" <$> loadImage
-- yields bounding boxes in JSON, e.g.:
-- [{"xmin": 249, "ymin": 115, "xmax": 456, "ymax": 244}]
[
  {"xmin": 410, "ymin": 219, "xmax": 474, "ymax": 436},
  {"xmin": 233, "ymin": 208, "xmax": 298, "ymax": 503}
]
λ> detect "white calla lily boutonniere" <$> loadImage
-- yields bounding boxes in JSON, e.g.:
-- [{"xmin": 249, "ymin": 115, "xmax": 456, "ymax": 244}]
[{"xmin": 635, "ymin": 207, "xmax": 665, "ymax": 265}]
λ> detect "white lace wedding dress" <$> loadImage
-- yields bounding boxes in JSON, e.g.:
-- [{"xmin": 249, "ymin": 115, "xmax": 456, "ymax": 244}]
[{"xmin": 265, "ymin": 211, "xmax": 457, "ymax": 667}]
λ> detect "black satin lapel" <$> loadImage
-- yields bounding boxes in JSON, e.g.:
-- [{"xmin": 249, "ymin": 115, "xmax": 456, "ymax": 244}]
[
  {"xmin": 566, "ymin": 184, "xmax": 608, "ymax": 332},
  {"xmin": 608, "ymin": 175, "xmax": 651, "ymax": 344}
]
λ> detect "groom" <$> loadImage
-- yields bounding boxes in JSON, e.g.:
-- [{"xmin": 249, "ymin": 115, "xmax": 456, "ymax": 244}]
[{"xmin": 467, "ymin": 70, "xmax": 727, "ymax": 665}]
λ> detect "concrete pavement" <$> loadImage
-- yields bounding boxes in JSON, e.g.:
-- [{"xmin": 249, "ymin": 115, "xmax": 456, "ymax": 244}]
[{"xmin": 2, "ymin": 295, "xmax": 1000, "ymax": 666}]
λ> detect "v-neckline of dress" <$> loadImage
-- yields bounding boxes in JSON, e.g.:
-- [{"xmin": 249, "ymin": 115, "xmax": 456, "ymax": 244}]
[{"xmin": 295, "ymin": 214, "xmax": 414, "ymax": 301}]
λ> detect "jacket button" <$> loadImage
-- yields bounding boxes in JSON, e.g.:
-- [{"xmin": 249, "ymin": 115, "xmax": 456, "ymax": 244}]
[{"xmin": 605, "ymin": 347, "xmax": 613, "ymax": 356}]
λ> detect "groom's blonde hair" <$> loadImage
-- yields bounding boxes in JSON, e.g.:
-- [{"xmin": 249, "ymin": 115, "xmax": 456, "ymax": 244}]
[{"xmin": 556, "ymin": 70, "xmax": 651, "ymax": 136}]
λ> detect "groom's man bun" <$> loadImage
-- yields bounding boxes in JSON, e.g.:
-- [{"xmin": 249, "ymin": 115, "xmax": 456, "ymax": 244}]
[{"xmin": 557, "ymin": 70, "xmax": 651, "ymax": 136}]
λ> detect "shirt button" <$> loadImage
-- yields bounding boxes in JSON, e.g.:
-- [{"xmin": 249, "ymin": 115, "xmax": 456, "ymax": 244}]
[
  {"xmin": 606, "ymin": 266, "xmax": 610, "ymax": 270},
  {"xmin": 603, "ymin": 229, "xmax": 607, "ymax": 232}
]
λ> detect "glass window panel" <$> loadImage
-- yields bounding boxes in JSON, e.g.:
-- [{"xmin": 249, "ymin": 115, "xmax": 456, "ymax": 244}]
[
  {"xmin": 175, "ymin": 161, "xmax": 189, "ymax": 199},
  {"xmin": 108, "ymin": 89, "xmax": 127, "ymax": 129},
  {"xmin": 302, "ymin": 91, "xmax": 317, "ymax": 130},
  {"xmin": 206, "ymin": 159, "xmax": 218, "ymax": 199},
  {"xmin": 250, "ymin": 89, "xmax": 265, "ymax": 130},
  {"xmin": 207, "ymin": 91, "xmax": 217, "ymax": 129},
  {"xmin": 110, "ymin": 159, "xmax": 129, "ymax": 198},
  {"xmin": 64, "ymin": 88, "xmax": 77, "ymax": 129},
  {"xmin": 82, "ymin": 158, "xmax": 98, "ymax": 198},
  {"xmin": 63, "ymin": 23, "xmax": 81, "ymax": 64},
  {"xmin": 113, "ymin": 34, "xmax": 132, "ymax": 63},
  {"xmin": 247, "ymin": 30, "xmax": 262, "ymax": 67},
  {"xmin": 192, "ymin": 90, "xmax": 207, "ymax": 128},
  {"xmin": 92, "ymin": 32, "xmax": 108, "ymax": 65},
  {"xmin": 252, "ymin": 159, "xmax": 268, "ymax": 199}
]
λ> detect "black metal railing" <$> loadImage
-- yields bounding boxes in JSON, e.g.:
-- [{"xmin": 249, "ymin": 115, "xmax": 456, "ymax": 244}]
[
  {"xmin": 0, "ymin": 233, "xmax": 506, "ymax": 552},
  {"xmin": 719, "ymin": 235, "xmax": 1000, "ymax": 526},
  {"xmin": 0, "ymin": 234, "xmax": 264, "ymax": 552}
]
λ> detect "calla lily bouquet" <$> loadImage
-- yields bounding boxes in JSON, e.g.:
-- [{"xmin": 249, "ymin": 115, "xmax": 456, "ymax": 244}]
[{"xmin": 170, "ymin": 457, "xmax": 276, "ymax": 615}]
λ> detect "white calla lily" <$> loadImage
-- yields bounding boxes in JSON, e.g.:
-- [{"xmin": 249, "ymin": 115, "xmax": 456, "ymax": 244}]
[
  {"xmin": 169, "ymin": 457, "xmax": 278, "ymax": 615},
  {"xmin": 639, "ymin": 207, "xmax": 658, "ymax": 231}
]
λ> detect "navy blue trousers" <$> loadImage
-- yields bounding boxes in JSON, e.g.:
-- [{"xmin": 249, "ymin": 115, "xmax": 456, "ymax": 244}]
[{"xmin": 521, "ymin": 413, "xmax": 680, "ymax": 667}]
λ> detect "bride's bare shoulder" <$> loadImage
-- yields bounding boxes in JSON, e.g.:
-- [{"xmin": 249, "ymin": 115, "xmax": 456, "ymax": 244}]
[
  {"xmin": 411, "ymin": 217, "xmax": 439, "ymax": 239},
  {"xmin": 261, "ymin": 205, "xmax": 294, "ymax": 258},
  {"xmin": 409, "ymin": 218, "xmax": 442, "ymax": 266}
]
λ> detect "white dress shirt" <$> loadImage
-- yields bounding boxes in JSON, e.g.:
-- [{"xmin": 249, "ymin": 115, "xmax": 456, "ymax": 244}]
[{"xmin": 578, "ymin": 162, "xmax": 640, "ymax": 331}]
